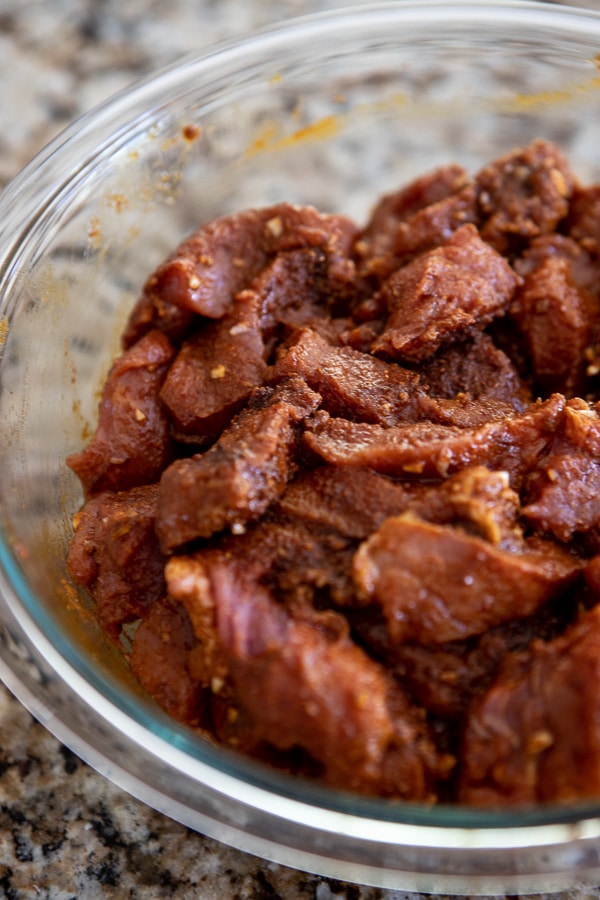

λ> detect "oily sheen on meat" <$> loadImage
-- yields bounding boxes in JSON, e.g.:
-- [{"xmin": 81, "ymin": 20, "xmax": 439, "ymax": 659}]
[{"xmin": 68, "ymin": 139, "xmax": 600, "ymax": 807}]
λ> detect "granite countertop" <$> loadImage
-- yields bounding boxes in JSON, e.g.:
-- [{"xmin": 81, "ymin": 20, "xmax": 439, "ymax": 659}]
[{"xmin": 0, "ymin": 1, "xmax": 599, "ymax": 898}]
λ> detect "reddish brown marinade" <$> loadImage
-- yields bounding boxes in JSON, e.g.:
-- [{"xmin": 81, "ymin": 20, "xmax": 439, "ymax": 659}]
[{"xmin": 67, "ymin": 140, "xmax": 600, "ymax": 806}]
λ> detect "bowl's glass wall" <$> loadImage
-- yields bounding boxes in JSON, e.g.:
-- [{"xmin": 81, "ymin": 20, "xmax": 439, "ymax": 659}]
[{"xmin": 3, "ymin": 3, "xmax": 600, "ymax": 892}]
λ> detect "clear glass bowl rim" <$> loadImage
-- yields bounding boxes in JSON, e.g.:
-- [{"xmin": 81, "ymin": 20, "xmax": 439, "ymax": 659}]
[{"xmin": 2, "ymin": 0, "xmax": 600, "ymax": 885}]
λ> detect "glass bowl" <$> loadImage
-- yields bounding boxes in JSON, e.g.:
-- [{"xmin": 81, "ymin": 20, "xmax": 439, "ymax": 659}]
[{"xmin": 3, "ymin": 1, "xmax": 600, "ymax": 893}]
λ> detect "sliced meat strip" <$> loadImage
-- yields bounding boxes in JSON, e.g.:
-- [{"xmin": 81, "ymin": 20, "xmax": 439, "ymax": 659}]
[
  {"xmin": 458, "ymin": 605, "xmax": 600, "ymax": 806},
  {"xmin": 160, "ymin": 292, "xmax": 266, "ymax": 445},
  {"xmin": 251, "ymin": 246, "xmax": 358, "ymax": 341},
  {"xmin": 140, "ymin": 202, "xmax": 358, "ymax": 319},
  {"xmin": 275, "ymin": 327, "xmax": 517, "ymax": 429},
  {"xmin": 275, "ymin": 465, "xmax": 416, "ymax": 540},
  {"xmin": 67, "ymin": 329, "xmax": 175, "ymax": 495},
  {"xmin": 352, "ymin": 514, "xmax": 581, "ymax": 646},
  {"xmin": 568, "ymin": 182, "xmax": 600, "ymax": 258},
  {"xmin": 273, "ymin": 326, "xmax": 426, "ymax": 425},
  {"xmin": 168, "ymin": 552, "xmax": 449, "ymax": 799},
  {"xmin": 67, "ymin": 484, "xmax": 165, "ymax": 638},
  {"xmin": 160, "ymin": 241, "xmax": 359, "ymax": 445},
  {"xmin": 475, "ymin": 138, "xmax": 575, "ymax": 253},
  {"xmin": 514, "ymin": 233, "xmax": 600, "ymax": 294},
  {"xmin": 156, "ymin": 378, "xmax": 320, "ymax": 551},
  {"xmin": 407, "ymin": 466, "xmax": 523, "ymax": 551},
  {"xmin": 165, "ymin": 551, "xmax": 231, "ymax": 694},
  {"xmin": 354, "ymin": 164, "xmax": 474, "ymax": 281},
  {"xmin": 372, "ymin": 224, "xmax": 521, "ymax": 362},
  {"xmin": 419, "ymin": 332, "xmax": 531, "ymax": 411},
  {"xmin": 130, "ymin": 596, "xmax": 203, "ymax": 726},
  {"xmin": 355, "ymin": 581, "xmax": 579, "ymax": 724},
  {"xmin": 279, "ymin": 464, "xmax": 522, "ymax": 555},
  {"xmin": 523, "ymin": 400, "xmax": 600, "ymax": 541},
  {"xmin": 523, "ymin": 451, "xmax": 600, "ymax": 543},
  {"xmin": 167, "ymin": 552, "xmax": 253, "ymax": 751},
  {"xmin": 422, "ymin": 395, "xmax": 518, "ymax": 429},
  {"xmin": 390, "ymin": 185, "xmax": 477, "ymax": 268},
  {"xmin": 510, "ymin": 256, "xmax": 592, "ymax": 397},
  {"xmin": 304, "ymin": 393, "xmax": 565, "ymax": 484}
]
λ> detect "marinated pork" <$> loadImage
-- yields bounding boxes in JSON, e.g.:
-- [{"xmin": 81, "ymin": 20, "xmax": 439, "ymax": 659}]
[{"xmin": 67, "ymin": 140, "xmax": 600, "ymax": 808}]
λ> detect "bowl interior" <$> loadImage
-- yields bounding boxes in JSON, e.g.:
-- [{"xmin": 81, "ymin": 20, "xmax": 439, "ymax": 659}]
[{"xmin": 3, "ymin": 2, "xmax": 600, "ymax": 891}]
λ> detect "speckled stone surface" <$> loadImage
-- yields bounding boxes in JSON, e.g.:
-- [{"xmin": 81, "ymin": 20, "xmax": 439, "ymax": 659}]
[{"xmin": 1, "ymin": 1, "xmax": 600, "ymax": 898}]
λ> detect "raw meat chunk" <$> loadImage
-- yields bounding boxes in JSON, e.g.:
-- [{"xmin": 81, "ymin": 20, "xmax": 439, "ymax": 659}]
[
  {"xmin": 274, "ymin": 326, "xmax": 425, "ymax": 425},
  {"xmin": 459, "ymin": 606, "xmax": 600, "ymax": 806},
  {"xmin": 168, "ymin": 553, "xmax": 449, "ymax": 798},
  {"xmin": 67, "ymin": 330, "xmax": 175, "ymax": 495},
  {"xmin": 568, "ymin": 183, "xmax": 600, "ymax": 258},
  {"xmin": 352, "ymin": 514, "xmax": 580, "ymax": 645},
  {"xmin": 156, "ymin": 378, "xmax": 320, "ymax": 551},
  {"xmin": 372, "ymin": 225, "xmax": 520, "ymax": 361},
  {"xmin": 476, "ymin": 138, "xmax": 575, "ymax": 253},
  {"xmin": 419, "ymin": 332, "xmax": 531, "ymax": 411},
  {"xmin": 355, "ymin": 164, "xmax": 476, "ymax": 281},
  {"xmin": 67, "ymin": 484, "xmax": 165, "ymax": 638},
  {"xmin": 523, "ymin": 400, "xmax": 600, "ymax": 540},
  {"xmin": 511, "ymin": 256, "xmax": 592, "ymax": 396},
  {"xmin": 130, "ymin": 596, "xmax": 203, "ymax": 726},
  {"xmin": 66, "ymin": 141, "xmax": 600, "ymax": 807},
  {"xmin": 160, "ymin": 294, "xmax": 266, "ymax": 444},
  {"xmin": 275, "ymin": 465, "xmax": 416, "ymax": 540},
  {"xmin": 140, "ymin": 203, "xmax": 358, "ymax": 319},
  {"xmin": 304, "ymin": 394, "xmax": 565, "ymax": 484}
]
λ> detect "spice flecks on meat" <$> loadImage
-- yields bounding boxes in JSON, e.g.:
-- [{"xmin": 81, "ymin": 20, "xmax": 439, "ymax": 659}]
[{"xmin": 67, "ymin": 140, "xmax": 600, "ymax": 807}]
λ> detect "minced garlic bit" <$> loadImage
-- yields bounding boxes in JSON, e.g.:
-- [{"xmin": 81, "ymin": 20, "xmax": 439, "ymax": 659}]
[
  {"xmin": 403, "ymin": 461, "xmax": 425, "ymax": 474},
  {"xmin": 229, "ymin": 322, "xmax": 249, "ymax": 335},
  {"xmin": 550, "ymin": 167, "xmax": 569, "ymax": 197},
  {"xmin": 527, "ymin": 729, "xmax": 555, "ymax": 755},
  {"xmin": 210, "ymin": 364, "xmax": 227, "ymax": 379},
  {"xmin": 265, "ymin": 215, "xmax": 283, "ymax": 237},
  {"xmin": 211, "ymin": 676, "xmax": 225, "ymax": 694},
  {"xmin": 134, "ymin": 408, "xmax": 147, "ymax": 422}
]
